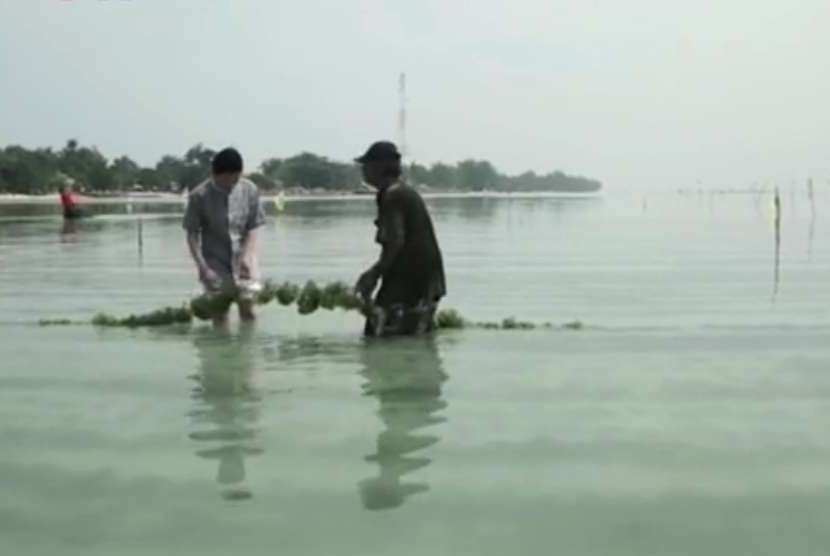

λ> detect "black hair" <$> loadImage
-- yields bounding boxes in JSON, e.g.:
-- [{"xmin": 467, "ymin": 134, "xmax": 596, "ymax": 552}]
[{"xmin": 212, "ymin": 148, "xmax": 243, "ymax": 175}]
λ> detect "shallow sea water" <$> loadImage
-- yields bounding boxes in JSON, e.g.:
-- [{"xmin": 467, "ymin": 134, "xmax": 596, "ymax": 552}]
[{"xmin": 1, "ymin": 191, "xmax": 829, "ymax": 555}]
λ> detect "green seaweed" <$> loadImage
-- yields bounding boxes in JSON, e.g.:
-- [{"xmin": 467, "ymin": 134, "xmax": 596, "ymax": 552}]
[
  {"xmin": 319, "ymin": 281, "xmax": 361, "ymax": 311},
  {"xmin": 38, "ymin": 318, "xmax": 76, "ymax": 326},
  {"xmin": 190, "ymin": 290, "xmax": 235, "ymax": 321},
  {"xmin": 256, "ymin": 281, "xmax": 278, "ymax": 304},
  {"xmin": 275, "ymin": 282, "xmax": 301, "ymax": 306},
  {"xmin": 436, "ymin": 309, "xmax": 465, "ymax": 329},
  {"xmin": 296, "ymin": 281, "xmax": 322, "ymax": 315},
  {"xmin": 499, "ymin": 317, "xmax": 535, "ymax": 330},
  {"xmin": 92, "ymin": 306, "xmax": 192, "ymax": 327},
  {"xmin": 337, "ymin": 289, "xmax": 364, "ymax": 311},
  {"xmin": 40, "ymin": 276, "xmax": 586, "ymax": 333},
  {"xmin": 91, "ymin": 313, "xmax": 120, "ymax": 326}
]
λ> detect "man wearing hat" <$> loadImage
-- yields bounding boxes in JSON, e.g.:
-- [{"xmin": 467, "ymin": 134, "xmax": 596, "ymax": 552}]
[{"xmin": 354, "ymin": 141, "xmax": 446, "ymax": 336}]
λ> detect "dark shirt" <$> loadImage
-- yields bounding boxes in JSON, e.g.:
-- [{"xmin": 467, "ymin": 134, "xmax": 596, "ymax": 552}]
[
  {"xmin": 182, "ymin": 178, "xmax": 265, "ymax": 277},
  {"xmin": 374, "ymin": 183, "xmax": 446, "ymax": 307}
]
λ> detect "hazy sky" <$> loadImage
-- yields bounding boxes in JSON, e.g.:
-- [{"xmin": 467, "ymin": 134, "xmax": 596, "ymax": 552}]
[{"xmin": 1, "ymin": 0, "xmax": 828, "ymax": 188}]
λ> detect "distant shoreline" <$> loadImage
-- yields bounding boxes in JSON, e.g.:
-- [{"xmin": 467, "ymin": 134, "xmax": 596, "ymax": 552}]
[{"xmin": 0, "ymin": 190, "xmax": 601, "ymax": 205}]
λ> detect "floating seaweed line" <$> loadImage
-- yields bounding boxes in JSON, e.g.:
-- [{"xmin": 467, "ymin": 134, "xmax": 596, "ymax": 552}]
[{"xmin": 38, "ymin": 280, "xmax": 585, "ymax": 332}]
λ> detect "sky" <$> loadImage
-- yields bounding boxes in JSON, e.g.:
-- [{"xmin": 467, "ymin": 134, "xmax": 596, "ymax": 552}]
[{"xmin": 1, "ymin": 0, "xmax": 829, "ymax": 188}]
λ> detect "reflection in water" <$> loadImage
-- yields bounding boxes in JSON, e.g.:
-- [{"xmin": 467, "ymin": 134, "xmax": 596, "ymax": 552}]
[
  {"xmin": 277, "ymin": 335, "xmax": 355, "ymax": 364},
  {"xmin": 437, "ymin": 196, "xmax": 500, "ymax": 222},
  {"xmin": 59, "ymin": 219, "xmax": 78, "ymax": 242},
  {"xmin": 188, "ymin": 326, "xmax": 264, "ymax": 501},
  {"xmin": 773, "ymin": 189, "xmax": 782, "ymax": 299},
  {"xmin": 358, "ymin": 338, "xmax": 448, "ymax": 511},
  {"xmin": 808, "ymin": 205, "xmax": 816, "ymax": 262}
]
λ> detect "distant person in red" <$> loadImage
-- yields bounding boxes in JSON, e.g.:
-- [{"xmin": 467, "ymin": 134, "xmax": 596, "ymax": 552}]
[{"xmin": 58, "ymin": 185, "xmax": 87, "ymax": 219}]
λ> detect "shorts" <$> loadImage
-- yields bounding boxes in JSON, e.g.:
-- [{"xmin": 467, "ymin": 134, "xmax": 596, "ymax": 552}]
[
  {"xmin": 202, "ymin": 254, "xmax": 262, "ymax": 301},
  {"xmin": 202, "ymin": 274, "xmax": 262, "ymax": 302}
]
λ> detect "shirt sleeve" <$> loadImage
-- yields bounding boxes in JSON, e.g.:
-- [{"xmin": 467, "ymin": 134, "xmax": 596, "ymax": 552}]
[
  {"xmin": 246, "ymin": 188, "xmax": 266, "ymax": 232},
  {"xmin": 376, "ymin": 190, "xmax": 406, "ymax": 247},
  {"xmin": 182, "ymin": 192, "xmax": 202, "ymax": 233}
]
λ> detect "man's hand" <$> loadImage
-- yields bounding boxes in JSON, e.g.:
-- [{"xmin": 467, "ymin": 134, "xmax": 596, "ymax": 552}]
[
  {"xmin": 199, "ymin": 265, "xmax": 220, "ymax": 288},
  {"xmin": 355, "ymin": 267, "xmax": 380, "ymax": 302},
  {"xmin": 238, "ymin": 254, "xmax": 254, "ymax": 280}
]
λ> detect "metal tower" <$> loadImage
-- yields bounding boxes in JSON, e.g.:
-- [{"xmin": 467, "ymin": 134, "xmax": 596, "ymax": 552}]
[{"xmin": 398, "ymin": 72, "xmax": 408, "ymax": 161}]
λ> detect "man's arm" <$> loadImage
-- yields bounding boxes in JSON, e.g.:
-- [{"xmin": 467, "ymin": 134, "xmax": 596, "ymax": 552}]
[
  {"xmin": 183, "ymin": 193, "xmax": 215, "ymax": 283},
  {"xmin": 186, "ymin": 231, "xmax": 211, "ymax": 277},
  {"xmin": 238, "ymin": 227, "xmax": 259, "ymax": 279},
  {"xmin": 239, "ymin": 188, "xmax": 266, "ymax": 278},
  {"xmin": 356, "ymin": 195, "xmax": 405, "ymax": 300},
  {"xmin": 368, "ymin": 209, "xmax": 405, "ymax": 277}
]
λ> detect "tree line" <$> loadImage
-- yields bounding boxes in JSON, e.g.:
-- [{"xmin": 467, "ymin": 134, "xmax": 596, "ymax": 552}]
[{"xmin": 0, "ymin": 140, "xmax": 602, "ymax": 194}]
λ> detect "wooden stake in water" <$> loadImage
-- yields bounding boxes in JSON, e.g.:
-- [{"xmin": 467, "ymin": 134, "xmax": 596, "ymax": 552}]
[
  {"xmin": 137, "ymin": 217, "xmax": 144, "ymax": 264},
  {"xmin": 808, "ymin": 178, "xmax": 816, "ymax": 261}
]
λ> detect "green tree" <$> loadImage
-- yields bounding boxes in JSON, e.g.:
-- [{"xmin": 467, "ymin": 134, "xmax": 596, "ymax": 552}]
[
  {"xmin": 457, "ymin": 159, "xmax": 498, "ymax": 191},
  {"xmin": 0, "ymin": 140, "xmax": 603, "ymax": 194},
  {"xmin": 184, "ymin": 143, "xmax": 215, "ymax": 169},
  {"xmin": 109, "ymin": 156, "xmax": 140, "ymax": 189},
  {"xmin": 407, "ymin": 162, "xmax": 430, "ymax": 186},
  {"xmin": 279, "ymin": 152, "xmax": 334, "ymax": 190},
  {"xmin": 151, "ymin": 144, "xmax": 215, "ymax": 192},
  {"xmin": 58, "ymin": 140, "xmax": 111, "ymax": 191},
  {"xmin": 260, "ymin": 157, "xmax": 283, "ymax": 181},
  {"xmin": 329, "ymin": 161, "xmax": 361, "ymax": 191},
  {"xmin": 427, "ymin": 163, "xmax": 458, "ymax": 189},
  {"xmin": 154, "ymin": 155, "xmax": 184, "ymax": 190},
  {"xmin": 136, "ymin": 167, "xmax": 161, "ymax": 188},
  {"xmin": 0, "ymin": 146, "xmax": 61, "ymax": 194}
]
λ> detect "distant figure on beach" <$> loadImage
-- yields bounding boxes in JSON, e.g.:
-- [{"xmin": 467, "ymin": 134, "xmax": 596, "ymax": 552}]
[
  {"xmin": 183, "ymin": 148, "xmax": 266, "ymax": 324},
  {"xmin": 58, "ymin": 185, "xmax": 87, "ymax": 219},
  {"xmin": 354, "ymin": 141, "xmax": 446, "ymax": 337}
]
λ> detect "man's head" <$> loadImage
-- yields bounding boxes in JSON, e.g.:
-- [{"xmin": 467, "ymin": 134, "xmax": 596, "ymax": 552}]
[
  {"xmin": 212, "ymin": 147, "xmax": 244, "ymax": 188},
  {"xmin": 355, "ymin": 141, "xmax": 402, "ymax": 189}
]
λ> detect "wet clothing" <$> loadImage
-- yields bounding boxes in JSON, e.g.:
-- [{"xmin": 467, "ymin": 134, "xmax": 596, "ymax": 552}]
[
  {"xmin": 363, "ymin": 303, "xmax": 438, "ymax": 337},
  {"xmin": 183, "ymin": 178, "xmax": 266, "ymax": 285},
  {"xmin": 62, "ymin": 207, "xmax": 84, "ymax": 219},
  {"xmin": 365, "ymin": 183, "xmax": 445, "ymax": 337}
]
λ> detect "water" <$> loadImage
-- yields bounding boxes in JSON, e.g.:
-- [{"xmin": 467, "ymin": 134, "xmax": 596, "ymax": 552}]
[{"xmin": 1, "ymin": 192, "xmax": 829, "ymax": 555}]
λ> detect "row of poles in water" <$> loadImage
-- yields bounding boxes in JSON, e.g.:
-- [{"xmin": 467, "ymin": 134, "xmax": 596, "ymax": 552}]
[
  {"xmin": 129, "ymin": 182, "xmax": 818, "ymax": 300},
  {"xmin": 774, "ymin": 179, "xmax": 820, "ymax": 299}
]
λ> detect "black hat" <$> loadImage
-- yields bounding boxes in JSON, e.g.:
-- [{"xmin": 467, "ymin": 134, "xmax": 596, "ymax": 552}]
[{"xmin": 355, "ymin": 141, "xmax": 401, "ymax": 163}]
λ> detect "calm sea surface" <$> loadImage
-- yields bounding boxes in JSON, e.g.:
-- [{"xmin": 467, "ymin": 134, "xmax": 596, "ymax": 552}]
[{"xmin": 1, "ymin": 191, "xmax": 829, "ymax": 555}]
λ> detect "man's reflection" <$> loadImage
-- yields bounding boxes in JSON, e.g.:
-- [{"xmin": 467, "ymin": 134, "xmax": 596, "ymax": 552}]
[
  {"xmin": 188, "ymin": 325, "xmax": 263, "ymax": 501},
  {"xmin": 358, "ymin": 337, "xmax": 448, "ymax": 511},
  {"xmin": 59, "ymin": 219, "xmax": 78, "ymax": 242}
]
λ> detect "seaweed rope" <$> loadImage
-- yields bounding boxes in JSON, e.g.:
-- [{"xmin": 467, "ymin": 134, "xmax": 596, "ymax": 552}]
[{"xmin": 38, "ymin": 279, "xmax": 583, "ymax": 331}]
